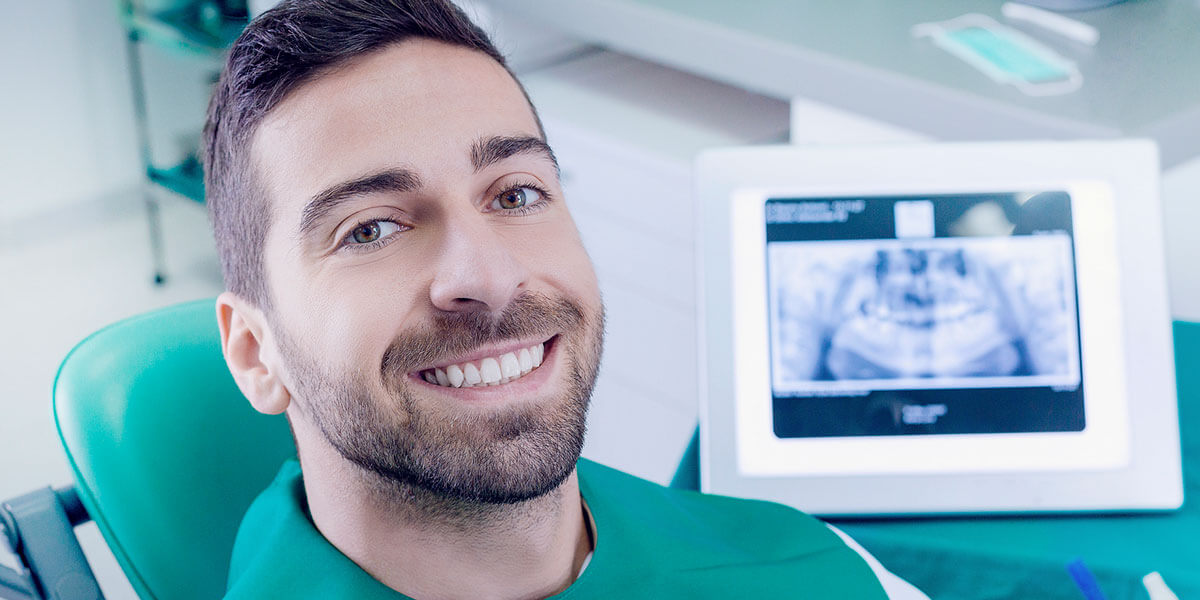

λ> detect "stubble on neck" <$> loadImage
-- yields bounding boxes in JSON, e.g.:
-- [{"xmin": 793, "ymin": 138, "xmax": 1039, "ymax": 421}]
[
  {"xmin": 351, "ymin": 456, "xmax": 574, "ymax": 539},
  {"xmin": 301, "ymin": 437, "xmax": 591, "ymax": 600}
]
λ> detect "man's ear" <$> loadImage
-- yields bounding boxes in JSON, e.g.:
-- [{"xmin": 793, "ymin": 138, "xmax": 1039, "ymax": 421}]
[{"xmin": 216, "ymin": 291, "xmax": 291, "ymax": 415}]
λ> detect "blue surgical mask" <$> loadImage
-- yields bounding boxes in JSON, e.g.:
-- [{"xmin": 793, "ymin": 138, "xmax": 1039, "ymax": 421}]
[{"xmin": 913, "ymin": 14, "xmax": 1082, "ymax": 96}]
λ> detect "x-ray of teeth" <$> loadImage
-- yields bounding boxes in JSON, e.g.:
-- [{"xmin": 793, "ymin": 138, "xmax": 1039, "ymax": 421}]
[{"xmin": 769, "ymin": 235, "xmax": 1079, "ymax": 391}]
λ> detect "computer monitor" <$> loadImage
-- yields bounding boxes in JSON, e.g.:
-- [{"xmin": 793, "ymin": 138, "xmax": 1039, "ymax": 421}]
[{"xmin": 696, "ymin": 140, "xmax": 1182, "ymax": 515}]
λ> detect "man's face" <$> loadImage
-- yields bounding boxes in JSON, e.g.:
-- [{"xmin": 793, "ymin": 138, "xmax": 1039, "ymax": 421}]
[{"xmin": 250, "ymin": 39, "xmax": 604, "ymax": 503}]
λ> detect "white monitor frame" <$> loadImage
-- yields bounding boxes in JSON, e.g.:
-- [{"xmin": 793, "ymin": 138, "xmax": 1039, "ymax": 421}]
[{"xmin": 696, "ymin": 141, "xmax": 1183, "ymax": 515}]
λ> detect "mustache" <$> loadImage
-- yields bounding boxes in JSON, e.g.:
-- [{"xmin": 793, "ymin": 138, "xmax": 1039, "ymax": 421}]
[{"xmin": 380, "ymin": 292, "xmax": 585, "ymax": 378}]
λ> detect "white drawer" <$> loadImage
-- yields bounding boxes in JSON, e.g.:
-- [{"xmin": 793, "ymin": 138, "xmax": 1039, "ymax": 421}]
[
  {"xmin": 573, "ymin": 204, "xmax": 696, "ymax": 310},
  {"xmin": 597, "ymin": 282, "xmax": 698, "ymax": 415}
]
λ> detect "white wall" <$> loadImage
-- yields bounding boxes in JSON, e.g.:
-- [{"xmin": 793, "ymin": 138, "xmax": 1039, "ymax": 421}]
[
  {"xmin": 1162, "ymin": 155, "xmax": 1200, "ymax": 322},
  {"xmin": 0, "ymin": 0, "xmax": 142, "ymax": 223}
]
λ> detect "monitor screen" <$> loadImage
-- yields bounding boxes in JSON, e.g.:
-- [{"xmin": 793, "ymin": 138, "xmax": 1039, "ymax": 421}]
[
  {"xmin": 764, "ymin": 191, "xmax": 1083, "ymax": 438},
  {"xmin": 698, "ymin": 141, "xmax": 1180, "ymax": 513}
]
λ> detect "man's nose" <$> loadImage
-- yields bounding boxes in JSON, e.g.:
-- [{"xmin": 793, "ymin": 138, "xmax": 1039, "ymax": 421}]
[{"xmin": 428, "ymin": 217, "xmax": 529, "ymax": 314}]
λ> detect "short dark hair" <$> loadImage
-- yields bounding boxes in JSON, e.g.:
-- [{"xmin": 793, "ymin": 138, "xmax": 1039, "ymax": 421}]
[{"xmin": 203, "ymin": 0, "xmax": 540, "ymax": 309}]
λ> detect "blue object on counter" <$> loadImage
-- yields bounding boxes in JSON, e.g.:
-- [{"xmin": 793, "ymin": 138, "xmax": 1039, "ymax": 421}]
[{"xmin": 1067, "ymin": 558, "xmax": 1108, "ymax": 600}]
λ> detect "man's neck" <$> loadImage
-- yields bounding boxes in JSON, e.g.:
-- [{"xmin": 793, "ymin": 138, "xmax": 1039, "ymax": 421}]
[{"xmin": 301, "ymin": 447, "xmax": 591, "ymax": 600}]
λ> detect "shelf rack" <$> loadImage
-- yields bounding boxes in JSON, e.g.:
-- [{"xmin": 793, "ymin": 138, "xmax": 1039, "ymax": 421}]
[{"xmin": 118, "ymin": 0, "xmax": 246, "ymax": 283}]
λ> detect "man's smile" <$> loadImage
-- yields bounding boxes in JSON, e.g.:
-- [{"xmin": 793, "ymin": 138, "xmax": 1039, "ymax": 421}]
[{"xmin": 415, "ymin": 335, "xmax": 556, "ymax": 389}]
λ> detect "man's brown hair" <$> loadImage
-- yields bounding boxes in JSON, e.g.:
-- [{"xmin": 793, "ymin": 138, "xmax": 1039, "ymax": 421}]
[{"xmin": 203, "ymin": 0, "xmax": 540, "ymax": 308}]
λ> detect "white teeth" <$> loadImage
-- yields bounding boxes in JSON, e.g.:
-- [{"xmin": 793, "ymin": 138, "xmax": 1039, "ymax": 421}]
[
  {"xmin": 446, "ymin": 364, "xmax": 464, "ymax": 388},
  {"xmin": 479, "ymin": 357, "xmax": 502, "ymax": 385},
  {"xmin": 420, "ymin": 341, "xmax": 548, "ymax": 388},
  {"xmin": 500, "ymin": 352, "xmax": 520, "ymax": 379},
  {"xmin": 463, "ymin": 362, "xmax": 482, "ymax": 386}
]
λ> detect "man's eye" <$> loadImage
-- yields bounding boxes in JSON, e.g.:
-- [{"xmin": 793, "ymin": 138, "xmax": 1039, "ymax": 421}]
[
  {"xmin": 348, "ymin": 220, "xmax": 403, "ymax": 245},
  {"xmin": 492, "ymin": 186, "xmax": 542, "ymax": 211}
]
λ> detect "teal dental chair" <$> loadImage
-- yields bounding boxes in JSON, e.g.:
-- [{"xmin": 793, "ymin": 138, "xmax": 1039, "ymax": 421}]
[
  {"xmin": 0, "ymin": 300, "xmax": 295, "ymax": 600},
  {"xmin": 0, "ymin": 298, "xmax": 702, "ymax": 600}
]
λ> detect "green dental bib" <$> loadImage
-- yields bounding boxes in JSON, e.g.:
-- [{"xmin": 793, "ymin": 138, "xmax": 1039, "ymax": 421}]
[{"xmin": 225, "ymin": 459, "xmax": 888, "ymax": 599}]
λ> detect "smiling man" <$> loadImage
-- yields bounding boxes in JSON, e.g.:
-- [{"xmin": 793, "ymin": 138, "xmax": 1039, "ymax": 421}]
[{"xmin": 205, "ymin": 1, "xmax": 923, "ymax": 598}]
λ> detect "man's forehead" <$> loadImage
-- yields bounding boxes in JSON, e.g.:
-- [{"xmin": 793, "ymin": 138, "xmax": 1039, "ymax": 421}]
[{"xmin": 250, "ymin": 38, "xmax": 541, "ymax": 213}]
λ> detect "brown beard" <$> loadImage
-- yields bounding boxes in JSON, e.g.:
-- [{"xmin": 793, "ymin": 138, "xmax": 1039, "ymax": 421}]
[{"xmin": 278, "ymin": 291, "xmax": 604, "ymax": 505}]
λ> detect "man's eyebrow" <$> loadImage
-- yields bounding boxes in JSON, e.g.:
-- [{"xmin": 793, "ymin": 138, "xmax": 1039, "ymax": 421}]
[
  {"xmin": 299, "ymin": 168, "xmax": 422, "ymax": 236},
  {"xmin": 471, "ymin": 135, "xmax": 559, "ymax": 174}
]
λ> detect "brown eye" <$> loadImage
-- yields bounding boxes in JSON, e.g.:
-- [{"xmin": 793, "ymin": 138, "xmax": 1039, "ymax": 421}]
[
  {"xmin": 345, "ymin": 220, "xmax": 404, "ymax": 247},
  {"xmin": 489, "ymin": 187, "xmax": 547, "ymax": 216},
  {"xmin": 499, "ymin": 188, "xmax": 528, "ymax": 209},
  {"xmin": 492, "ymin": 186, "xmax": 545, "ymax": 212},
  {"xmin": 352, "ymin": 222, "xmax": 381, "ymax": 244}
]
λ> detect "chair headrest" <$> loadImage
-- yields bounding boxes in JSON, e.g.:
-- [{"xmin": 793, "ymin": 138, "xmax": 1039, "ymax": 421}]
[{"xmin": 54, "ymin": 299, "xmax": 296, "ymax": 600}]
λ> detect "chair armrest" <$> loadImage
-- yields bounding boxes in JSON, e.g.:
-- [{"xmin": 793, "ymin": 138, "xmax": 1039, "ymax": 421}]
[{"xmin": 0, "ymin": 487, "xmax": 102, "ymax": 600}]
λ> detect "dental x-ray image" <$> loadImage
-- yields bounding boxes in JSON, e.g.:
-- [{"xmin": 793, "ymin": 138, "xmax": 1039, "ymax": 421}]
[
  {"xmin": 768, "ymin": 236, "xmax": 1080, "ymax": 391},
  {"xmin": 765, "ymin": 191, "xmax": 1086, "ymax": 437}
]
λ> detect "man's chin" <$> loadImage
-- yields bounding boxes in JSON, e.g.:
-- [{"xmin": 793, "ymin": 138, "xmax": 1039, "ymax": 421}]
[
  {"xmin": 410, "ymin": 445, "xmax": 582, "ymax": 505},
  {"xmin": 347, "ymin": 406, "xmax": 587, "ymax": 505},
  {"xmin": 337, "ymin": 361, "xmax": 591, "ymax": 505}
]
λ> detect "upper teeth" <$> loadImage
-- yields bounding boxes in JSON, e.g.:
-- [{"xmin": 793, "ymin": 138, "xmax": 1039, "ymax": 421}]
[{"xmin": 420, "ymin": 342, "xmax": 545, "ymax": 388}]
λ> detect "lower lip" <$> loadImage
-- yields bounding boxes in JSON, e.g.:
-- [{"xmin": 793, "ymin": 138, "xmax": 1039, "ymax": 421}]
[{"xmin": 408, "ymin": 336, "xmax": 560, "ymax": 399}]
